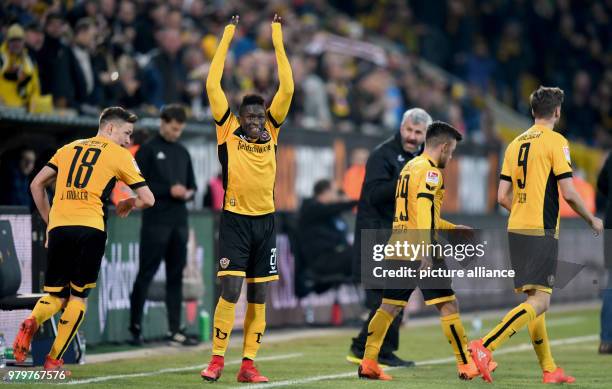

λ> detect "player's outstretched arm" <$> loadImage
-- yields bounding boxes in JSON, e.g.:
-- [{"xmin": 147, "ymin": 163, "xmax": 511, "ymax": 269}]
[
  {"xmin": 558, "ymin": 177, "xmax": 603, "ymax": 235},
  {"xmin": 268, "ymin": 13, "xmax": 294, "ymax": 126},
  {"xmin": 497, "ymin": 179, "xmax": 513, "ymax": 211},
  {"xmin": 30, "ymin": 165, "xmax": 56, "ymax": 225},
  {"xmin": 205, "ymin": 15, "xmax": 238, "ymax": 123}
]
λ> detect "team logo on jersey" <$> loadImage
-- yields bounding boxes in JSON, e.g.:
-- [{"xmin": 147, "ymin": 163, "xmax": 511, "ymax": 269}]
[
  {"xmin": 219, "ymin": 257, "xmax": 230, "ymax": 269},
  {"xmin": 547, "ymin": 274, "xmax": 555, "ymax": 287},
  {"xmin": 425, "ymin": 170, "xmax": 440, "ymax": 185},
  {"xmin": 156, "ymin": 151, "xmax": 166, "ymax": 160},
  {"xmin": 563, "ymin": 146, "xmax": 571, "ymax": 163},
  {"xmin": 259, "ymin": 130, "xmax": 271, "ymax": 142},
  {"xmin": 397, "ymin": 154, "xmax": 405, "ymax": 162}
]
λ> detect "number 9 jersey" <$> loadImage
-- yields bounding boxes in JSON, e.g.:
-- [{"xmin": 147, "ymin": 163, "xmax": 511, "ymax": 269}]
[
  {"xmin": 500, "ymin": 124, "xmax": 573, "ymax": 236},
  {"xmin": 46, "ymin": 135, "xmax": 147, "ymax": 232}
]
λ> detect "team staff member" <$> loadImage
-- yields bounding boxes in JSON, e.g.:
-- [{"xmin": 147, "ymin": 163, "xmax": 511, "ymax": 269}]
[
  {"xmin": 129, "ymin": 104, "xmax": 198, "ymax": 346},
  {"xmin": 13, "ymin": 107, "xmax": 154, "ymax": 371},
  {"xmin": 201, "ymin": 14, "xmax": 293, "ymax": 383},
  {"xmin": 347, "ymin": 108, "xmax": 431, "ymax": 367},
  {"xmin": 470, "ymin": 86, "xmax": 603, "ymax": 384},
  {"xmin": 358, "ymin": 122, "xmax": 486, "ymax": 381}
]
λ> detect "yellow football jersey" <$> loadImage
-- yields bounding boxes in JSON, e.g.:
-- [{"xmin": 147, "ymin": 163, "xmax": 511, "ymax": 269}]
[
  {"xmin": 215, "ymin": 110, "xmax": 280, "ymax": 216},
  {"xmin": 500, "ymin": 124, "xmax": 573, "ymax": 236},
  {"xmin": 393, "ymin": 154, "xmax": 448, "ymax": 234},
  {"xmin": 47, "ymin": 135, "xmax": 146, "ymax": 231}
]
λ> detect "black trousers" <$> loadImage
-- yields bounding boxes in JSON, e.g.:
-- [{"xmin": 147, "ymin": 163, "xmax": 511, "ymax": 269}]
[
  {"xmin": 351, "ymin": 289, "xmax": 402, "ymax": 355},
  {"xmin": 130, "ymin": 222, "xmax": 188, "ymax": 333}
]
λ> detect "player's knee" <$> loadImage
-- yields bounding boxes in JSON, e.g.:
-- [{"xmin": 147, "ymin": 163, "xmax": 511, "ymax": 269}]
[
  {"xmin": 247, "ymin": 283, "xmax": 267, "ymax": 304},
  {"xmin": 379, "ymin": 303, "xmax": 402, "ymax": 317},
  {"xmin": 437, "ymin": 300, "xmax": 458, "ymax": 316},
  {"xmin": 68, "ymin": 295, "xmax": 88, "ymax": 306},
  {"xmin": 220, "ymin": 276, "xmax": 243, "ymax": 303}
]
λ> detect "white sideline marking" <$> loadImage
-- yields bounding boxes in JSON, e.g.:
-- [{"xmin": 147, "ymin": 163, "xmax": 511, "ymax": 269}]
[
  {"xmin": 63, "ymin": 353, "xmax": 303, "ymax": 385},
  {"xmin": 231, "ymin": 334, "xmax": 598, "ymax": 389}
]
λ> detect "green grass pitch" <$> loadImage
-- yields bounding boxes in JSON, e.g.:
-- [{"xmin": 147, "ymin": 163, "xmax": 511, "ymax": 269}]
[{"xmin": 2, "ymin": 306, "xmax": 609, "ymax": 388}]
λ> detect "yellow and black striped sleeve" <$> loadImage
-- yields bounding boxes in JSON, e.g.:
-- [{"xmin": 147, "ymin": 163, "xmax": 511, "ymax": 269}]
[
  {"xmin": 267, "ymin": 22, "xmax": 294, "ymax": 132},
  {"xmin": 206, "ymin": 24, "xmax": 235, "ymax": 139},
  {"xmin": 46, "ymin": 147, "xmax": 61, "ymax": 171}
]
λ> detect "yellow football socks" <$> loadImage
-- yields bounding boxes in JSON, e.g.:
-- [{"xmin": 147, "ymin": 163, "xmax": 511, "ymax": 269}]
[
  {"xmin": 49, "ymin": 299, "xmax": 86, "ymax": 360},
  {"xmin": 31, "ymin": 294, "xmax": 64, "ymax": 326},
  {"xmin": 363, "ymin": 309, "xmax": 395, "ymax": 361},
  {"xmin": 212, "ymin": 297, "xmax": 236, "ymax": 357},
  {"xmin": 243, "ymin": 303, "xmax": 266, "ymax": 360},
  {"xmin": 440, "ymin": 313, "xmax": 472, "ymax": 365},
  {"xmin": 483, "ymin": 302, "xmax": 536, "ymax": 351},
  {"xmin": 528, "ymin": 313, "xmax": 557, "ymax": 372}
]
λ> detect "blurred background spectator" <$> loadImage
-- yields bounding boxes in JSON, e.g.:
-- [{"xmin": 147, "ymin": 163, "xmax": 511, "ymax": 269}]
[
  {"xmin": 0, "ymin": 147, "xmax": 36, "ymax": 208},
  {"xmin": 0, "ymin": 0, "xmax": 609, "ymax": 146}
]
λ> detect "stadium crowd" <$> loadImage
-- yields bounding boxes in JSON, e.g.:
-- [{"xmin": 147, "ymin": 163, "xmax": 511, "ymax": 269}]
[
  {"xmin": 334, "ymin": 0, "xmax": 612, "ymax": 146},
  {"xmin": 2, "ymin": 0, "xmax": 520, "ymax": 145}
]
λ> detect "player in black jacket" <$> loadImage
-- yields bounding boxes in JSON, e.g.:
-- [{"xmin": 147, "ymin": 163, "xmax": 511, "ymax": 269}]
[{"xmin": 347, "ymin": 108, "xmax": 432, "ymax": 367}]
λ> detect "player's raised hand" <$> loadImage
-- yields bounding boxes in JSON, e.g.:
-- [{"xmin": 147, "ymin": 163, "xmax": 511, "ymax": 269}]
[
  {"xmin": 116, "ymin": 197, "xmax": 137, "ymax": 218},
  {"xmin": 590, "ymin": 216, "xmax": 604, "ymax": 236},
  {"xmin": 273, "ymin": 13, "xmax": 282, "ymax": 24},
  {"xmin": 230, "ymin": 15, "xmax": 239, "ymax": 25}
]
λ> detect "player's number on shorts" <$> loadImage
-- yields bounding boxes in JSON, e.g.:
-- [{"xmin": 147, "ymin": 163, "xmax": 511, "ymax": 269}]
[
  {"xmin": 66, "ymin": 146, "xmax": 101, "ymax": 188},
  {"xmin": 395, "ymin": 174, "xmax": 410, "ymax": 222},
  {"xmin": 517, "ymin": 143, "xmax": 531, "ymax": 190}
]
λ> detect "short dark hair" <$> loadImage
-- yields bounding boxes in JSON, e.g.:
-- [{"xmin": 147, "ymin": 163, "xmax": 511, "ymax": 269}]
[
  {"xmin": 239, "ymin": 94, "xmax": 265, "ymax": 113},
  {"xmin": 75, "ymin": 18, "xmax": 94, "ymax": 34},
  {"xmin": 425, "ymin": 121, "xmax": 463, "ymax": 147},
  {"xmin": 99, "ymin": 106, "xmax": 138, "ymax": 127},
  {"xmin": 160, "ymin": 103, "xmax": 187, "ymax": 123},
  {"xmin": 530, "ymin": 86, "xmax": 564, "ymax": 119},
  {"xmin": 313, "ymin": 179, "xmax": 332, "ymax": 197}
]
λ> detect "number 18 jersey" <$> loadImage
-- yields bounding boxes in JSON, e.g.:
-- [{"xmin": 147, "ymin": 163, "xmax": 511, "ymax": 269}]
[
  {"xmin": 500, "ymin": 124, "xmax": 573, "ymax": 236},
  {"xmin": 46, "ymin": 135, "xmax": 146, "ymax": 232}
]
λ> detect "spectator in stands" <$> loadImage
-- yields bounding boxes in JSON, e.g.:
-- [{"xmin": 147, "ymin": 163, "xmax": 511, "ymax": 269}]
[
  {"xmin": 297, "ymin": 179, "xmax": 357, "ymax": 294},
  {"xmin": 0, "ymin": 24, "xmax": 41, "ymax": 109},
  {"xmin": 54, "ymin": 18, "xmax": 104, "ymax": 110},
  {"xmin": 597, "ymin": 152, "xmax": 612, "ymax": 354},
  {"xmin": 0, "ymin": 147, "xmax": 36, "ymax": 208},
  {"xmin": 36, "ymin": 13, "xmax": 67, "ymax": 97},
  {"xmin": 142, "ymin": 28, "xmax": 186, "ymax": 109},
  {"xmin": 182, "ymin": 46, "xmax": 207, "ymax": 118},
  {"xmin": 565, "ymin": 71, "xmax": 598, "ymax": 144},
  {"xmin": 107, "ymin": 54, "xmax": 144, "ymax": 109},
  {"xmin": 291, "ymin": 55, "xmax": 332, "ymax": 130}
]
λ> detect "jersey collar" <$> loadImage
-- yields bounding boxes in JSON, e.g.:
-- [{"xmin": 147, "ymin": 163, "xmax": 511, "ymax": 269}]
[{"xmin": 421, "ymin": 152, "xmax": 437, "ymax": 167}]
